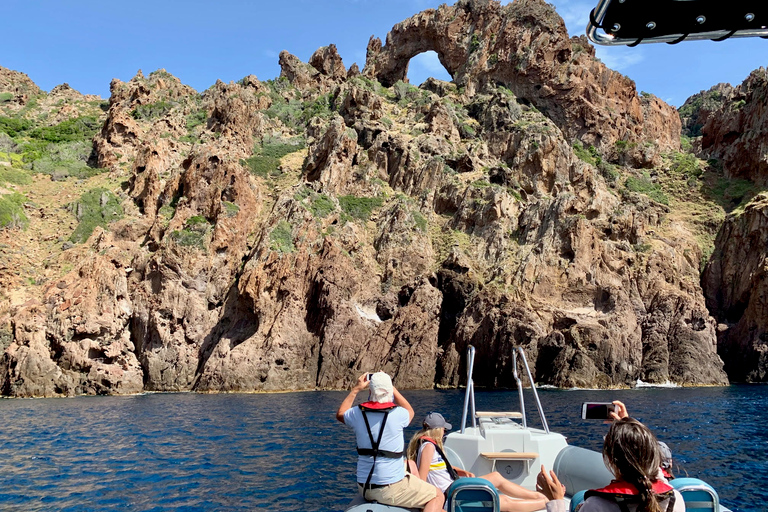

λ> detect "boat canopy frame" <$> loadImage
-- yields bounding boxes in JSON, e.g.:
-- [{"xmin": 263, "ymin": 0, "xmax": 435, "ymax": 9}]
[
  {"xmin": 459, "ymin": 346, "xmax": 550, "ymax": 434},
  {"xmin": 586, "ymin": 0, "xmax": 768, "ymax": 46}
]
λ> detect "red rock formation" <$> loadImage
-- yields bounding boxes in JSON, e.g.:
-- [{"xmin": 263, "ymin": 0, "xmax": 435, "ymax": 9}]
[
  {"xmin": 697, "ymin": 68, "xmax": 768, "ymax": 185},
  {"xmin": 362, "ymin": 0, "xmax": 680, "ymax": 166},
  {"xmin": 703, "ymin": 193, "xmax": 768, "ymax": 382},
  {"xmin": 0, "ymin": 1, "xmax": 731, "ymax": 396}
]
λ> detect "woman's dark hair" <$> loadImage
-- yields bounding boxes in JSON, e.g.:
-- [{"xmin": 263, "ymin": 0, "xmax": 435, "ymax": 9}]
[{"xmin": 603, "ymin": 418, "xmax": 662, "ymax": 512}]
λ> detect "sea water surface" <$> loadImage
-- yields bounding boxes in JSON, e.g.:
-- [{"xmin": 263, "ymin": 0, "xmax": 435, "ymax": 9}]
[{"xmin": 0, "ymin": 385, "xmax": 765, "ymax": 512}]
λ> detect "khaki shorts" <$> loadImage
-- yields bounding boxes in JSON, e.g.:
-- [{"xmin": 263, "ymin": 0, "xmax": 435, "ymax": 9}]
[{"xmin": 358, "ymin": 473, "xmax": 438, "ymax": 508}]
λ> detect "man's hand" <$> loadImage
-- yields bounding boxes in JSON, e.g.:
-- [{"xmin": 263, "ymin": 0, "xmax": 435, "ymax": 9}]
[
  {"xmin": 353, "ymin": 373, "xmax": 369, "ymax": 392},
  {"xmin": 536, "ymin": 465, "xmax": 565, "ymax": 501},
  {"xmin": 336, "ymin": 372, "xmax": 371, "ymax": 423}
]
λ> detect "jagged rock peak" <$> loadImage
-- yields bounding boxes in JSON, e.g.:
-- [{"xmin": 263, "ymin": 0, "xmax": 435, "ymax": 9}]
[
  {"xmin": 362, "ymin": 0, "xmax": 681, "ymax": 166},
  {"xmin": 694, "ymin": 68, "xmax": 768, "ymax": 185},
  {"xmin": 0, "ymin": 64, "xmax": 43, "ymax": 103},
  {"xmin": 309, "ymin": 44, "xmax": 347, "ymax": 79}
]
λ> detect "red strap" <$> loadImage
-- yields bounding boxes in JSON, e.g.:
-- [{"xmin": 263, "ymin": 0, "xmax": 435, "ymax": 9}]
[
  {"xmin": 359, "ymin": 401, "xmax": 396, "ymax": 410},
  {"xmin": 592, "ymin": 480, "xmax": 673, "ymax": 496}
]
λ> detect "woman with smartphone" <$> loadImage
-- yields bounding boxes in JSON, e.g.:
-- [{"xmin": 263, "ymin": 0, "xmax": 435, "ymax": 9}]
[{"xmin": 536, "ymin": 417, "xmax": 685, "ymax": 512}]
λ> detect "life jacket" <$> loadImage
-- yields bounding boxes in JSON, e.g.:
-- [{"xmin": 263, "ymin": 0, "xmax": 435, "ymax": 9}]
[
  {"xmin": 661, "ymin": 467, "xmax": 674, "ymax": 480},
  {"xmin": 356, "ymin": 402, "xmax": 404, "ymax": 498},
  {"xmin": 584, "ymin": 480, "xmax": 676, "ymax": 512},
  {"xmin": 419, "ymin": 436, "xmax": 459, "ymax": 480}
]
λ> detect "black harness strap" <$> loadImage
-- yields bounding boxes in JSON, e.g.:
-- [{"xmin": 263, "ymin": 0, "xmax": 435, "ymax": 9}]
[
  {"xmin": 420, "ymin": 438, "xmax": 459, "ymax": 481},
  {"xmin": 358, "ymin": 406, "xmax": 403, "ymax": 499}
]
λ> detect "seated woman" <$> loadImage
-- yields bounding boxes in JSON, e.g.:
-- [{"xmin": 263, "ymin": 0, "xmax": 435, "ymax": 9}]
[
  {"xmin": 537, "ymin": 417, "xmax": 685, "ymax": 512},
  {"xmin": 407, "ymin": 412, "xmax": 548, "ymax": 512}
]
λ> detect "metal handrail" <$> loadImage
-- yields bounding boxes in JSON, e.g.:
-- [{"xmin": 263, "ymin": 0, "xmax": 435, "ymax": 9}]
[
  {"xmin": 460, "ymin": 346, "xmax": 476, "ymax": 434},
  {"xmin": 517, "ymin": 347, "xmax": 550, "ymax": 434},
  {"xmin": 512, "ymin": 350, "xmax": 528, "ymax": 428},
  {"xmin": 459, "ymin": 345, "xmax": 550, "ymax": 434}
]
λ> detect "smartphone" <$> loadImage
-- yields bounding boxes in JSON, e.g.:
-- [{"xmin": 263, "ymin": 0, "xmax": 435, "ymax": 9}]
[
  {"xmin": 366, "ymin": 373, "xmax": 373, "ymax": 381},
  {"xmin": 581, "ymin": 402, "xmax": 616, "ymax": 420}
]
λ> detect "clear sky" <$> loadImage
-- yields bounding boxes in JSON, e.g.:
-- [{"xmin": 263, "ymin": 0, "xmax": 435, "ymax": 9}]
[{"xmin": 1, "ymin": 0, "xmax": 765, "ymax": 107}]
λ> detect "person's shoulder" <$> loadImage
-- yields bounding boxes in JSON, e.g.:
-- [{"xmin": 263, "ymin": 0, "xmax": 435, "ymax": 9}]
[
  {"xmin": 343, "ymin": 405, "xmax": 361, "ymax": 424},
  {"xmin": 580, "ymin": 495, "xmax": 621, "ymax": 511}
]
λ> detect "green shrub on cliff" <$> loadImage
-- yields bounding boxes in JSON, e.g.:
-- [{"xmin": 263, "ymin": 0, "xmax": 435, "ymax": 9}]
[
  {"xmin": 0, "ymin": 192, "xmax": 28, "ymax": 230},
  {"xmin": 0, "ymin": 93, "xmax": 13, "ymax": 104},
  {"xmin": 270, "ymin": 220, "xmax": 294, "ymax": 253},
  {"xmin": 242, "ymin": 138, "xmax": 304, "ymax": 178},
  {"xmin": 131, "ymin": 101, "xmax": 174, "ymax": 121},
  {"xmin": 339, "ymin": 195, "xmax": 384, "ymax": 221},
  {"xmin": 69, "ymin": 188, "xmax": 124, "ymax": 243},
  {"xmin": 573, "ymin": 141, "xmax": 601, "ymax": 167},
  {"xmin": 32, "ymin": 141, "xmax": 106, "ymax": 180},
  {"xmin": 624, "ymin": 173, "xmax": 669, "ymax": 205}
]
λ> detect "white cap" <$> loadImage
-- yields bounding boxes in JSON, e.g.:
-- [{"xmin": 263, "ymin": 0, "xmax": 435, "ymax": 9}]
[{"xmin": 369, "ymin": 372, "xmax": 394, "ymax": 403}]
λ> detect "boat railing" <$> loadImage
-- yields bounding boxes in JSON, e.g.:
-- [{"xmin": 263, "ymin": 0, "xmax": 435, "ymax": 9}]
[{"xmin": 459, "ymin": 346, "xmax": 550, "ymax": 434}]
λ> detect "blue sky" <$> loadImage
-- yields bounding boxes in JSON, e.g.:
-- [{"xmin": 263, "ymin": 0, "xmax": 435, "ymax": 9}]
[{"xmin": 0, "ymin": 0, "xmax": 765, "ymax": 106}]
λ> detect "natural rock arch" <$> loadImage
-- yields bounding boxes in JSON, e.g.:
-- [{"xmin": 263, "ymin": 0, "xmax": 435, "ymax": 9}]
[{"xmin": 363, "ymin": 0, "xmax": 681, "ymax": 165}]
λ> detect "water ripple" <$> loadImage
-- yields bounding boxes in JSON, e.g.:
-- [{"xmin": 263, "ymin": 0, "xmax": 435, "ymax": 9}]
[{"xmin": 0, "ymin": 386, "xmax": 765, "ymax": 511}]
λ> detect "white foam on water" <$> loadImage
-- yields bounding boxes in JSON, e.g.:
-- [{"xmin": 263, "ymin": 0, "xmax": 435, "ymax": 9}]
[{"xmin": 634, "ymin": 379, "xmax": 679, "ymax": 388}]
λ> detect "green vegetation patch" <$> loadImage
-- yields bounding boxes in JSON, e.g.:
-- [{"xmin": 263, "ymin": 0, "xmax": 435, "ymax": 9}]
[
  {"xmin": 32, "ymin": 141, "xmax": 106, "ymax": 180},
  {"xmin": 624, "ymin": 174, "xmax": 669, "ymax": 205},
  {"xmin": 670, "ymin": 152, "xmax": 702, "ymax": 179},
  {"xmin": 309, "ymin": 194, "xmax": 334, "ymax": 218},
  {"xmin": 573, "ymin": 141, "xmax": 601, "ymax": 167},
  {"xmin": 269, "ymin": 220, "xmax": 294, "ymax": 253},
  {"xmin": 0, "ymin": 92, "xmax": 13, "ymax": 103},
  {"xmin": 241, "ymin": 138, "xmax": 305, "ymax": 178},
  {"xmin": 0, "ymin": 167, "xmax": 32, "ymax": 185},
  {"xmin": 222, "ymin": 201, "xmax": 240, "ymax": 217},
  {"xmin": 412, "ymin": 211, "xmax": 428, "ymax": 232},
  {"xmin": 0, "ymin": 117, "xmax": 33, "ymax": 138},
  {"xmin": 339, "ymin": 195, "xmax": 384, "ymax": 221},
  {"xmin": 69, "ymin": 188, "xmax": 124, "ymax": 243},
  {"xmin": 0, "ymin": 192, "xmax": 28, "ymax": 230},
  {"xmin": 168, "ymin": 215, "xmax": 212, "ymax": 249},
  {"xmin": 29, "ymin": 116, "xmax": 101, "ymax": 144},
  {"xmin": 186, "ymin": 109, "xmax": 207, "ymax": 131},
  {"xmin": 131, "ymin": 100, "xmax": 174, "ymax": 121}
]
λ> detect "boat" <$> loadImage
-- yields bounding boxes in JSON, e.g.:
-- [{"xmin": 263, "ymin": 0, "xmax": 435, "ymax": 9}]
[{"xmin": 346, "ymin": 346, "xmax": 731, "ymax": 512}]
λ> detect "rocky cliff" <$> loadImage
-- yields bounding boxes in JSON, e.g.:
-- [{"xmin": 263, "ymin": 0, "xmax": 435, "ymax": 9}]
[
  {"xmin": 692, "ymin": 68, "xmax": 768, "ymax": 383},
  {"xmin": 0, "ymin": 0, "xmax": 732, "ymax": 397}
]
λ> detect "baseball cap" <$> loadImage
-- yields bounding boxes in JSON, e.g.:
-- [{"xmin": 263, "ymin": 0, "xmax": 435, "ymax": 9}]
[
  {"xmin": 658, "ymin": 441, "xmax": 673, "ymax": 469},
  {"xmin": 369, "ymin": 372, "xmax": 394, "ymax": 403},
  {"xmin": 424, "ymin": 412, "xmax": 452, "ymax": 430}
]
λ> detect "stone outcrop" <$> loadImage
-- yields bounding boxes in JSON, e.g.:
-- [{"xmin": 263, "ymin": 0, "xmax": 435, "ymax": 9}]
[
  {"xmin": 362, "ymin": 0, "xmax": 681, "ymax": 166},
  {"xmin": 703, "ymin": 193, "xmax": 768, "ymax": 382},
  {"xmin": 0, "ymin": 0, "xmax": 734, "ymax": 397},
  {"xmin": 0, "ymin": 65, "xmax": 42, "ymax": 104},
  {"xmin": 693, "ymin": 68, "xmax": 768, "ymax": 185}
]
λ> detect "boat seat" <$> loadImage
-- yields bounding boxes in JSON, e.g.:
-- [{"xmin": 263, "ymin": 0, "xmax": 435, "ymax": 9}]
[
  {"xmin": 669, "ymin": 477, "xmax": 719, "ymax": 512},
  {"xmin": 446, "ymin": 477, "xmax": 500, "ymax": 512},
  {"xmin": 475, "ymin": 411, "xmax": 523, "ymax": 419},
  {"xmin": 480, "ymin": 452, "xmax": 539, "ymax": 474},
  {"xmin": 480, "ymin": 452, "xmax": 539, "ymax": 460}
]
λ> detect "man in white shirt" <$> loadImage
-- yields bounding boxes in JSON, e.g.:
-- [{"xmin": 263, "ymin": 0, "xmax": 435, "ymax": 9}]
[{"xmin": 337, "ymin": 372, "xmax": 445, "ymax": 512}]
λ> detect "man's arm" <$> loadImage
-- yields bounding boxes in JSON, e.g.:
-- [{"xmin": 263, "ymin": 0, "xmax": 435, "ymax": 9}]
[
  {"xmin": 336, "ymin": 373, "xmax": 369, "ymax": 423},
  {"xmin": 393, "ymin": 386, "xmax": 414, "ymax": 423}
]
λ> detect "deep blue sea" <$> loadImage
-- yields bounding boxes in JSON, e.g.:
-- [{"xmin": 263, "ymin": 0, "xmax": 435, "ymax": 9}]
[{"xmin": 0, "ymin": 385, "xmax": 765, "ymax": 512}]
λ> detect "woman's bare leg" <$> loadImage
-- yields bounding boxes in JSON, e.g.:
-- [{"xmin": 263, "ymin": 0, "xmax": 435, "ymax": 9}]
[
  {"xmin": 480, "ymin": 472, "xmax": 547, "ymax": 501},
  {"xmin": 498, "ymin": 495, "xmax": 548, "ymax": 512}
]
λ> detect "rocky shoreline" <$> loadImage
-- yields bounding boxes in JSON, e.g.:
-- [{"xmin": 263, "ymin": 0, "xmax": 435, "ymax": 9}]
[{"xmin": 1, "ymin": 0, "xmax": 766, "ymax": 397}]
